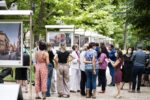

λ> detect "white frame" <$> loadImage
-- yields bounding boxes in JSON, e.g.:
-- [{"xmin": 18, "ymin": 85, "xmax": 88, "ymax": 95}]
[
  {"xmin": 0, "ymin": 21, "xmax": 23, "ymax": 66},
  {"xmin": 74, "ymin": 34, "xmax": 80, "ymax": 46},
  {"xmin": 46, "ymin": 31, "xmax": 73, "ymax": 50},
  {"xmin": 0, "ymin": 10, "xmax": 33, "ymax": 99}
]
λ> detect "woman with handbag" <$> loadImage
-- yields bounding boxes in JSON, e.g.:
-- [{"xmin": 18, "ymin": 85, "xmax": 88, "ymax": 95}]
[
  {"xmin": 70, "ymin": 44, "xmax": 81, "ymax": 93},
  {"xmin": 84, "ymin": 42, "xmax": 97, "ymax": 99}
]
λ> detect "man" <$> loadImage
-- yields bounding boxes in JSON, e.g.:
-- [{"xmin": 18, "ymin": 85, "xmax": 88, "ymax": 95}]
[
  {"xmin": 130, "ymin": 45, "xmax": 147, "ymax": 93},
  {"xmin": 108, "ymin": 44, "xmax": 116, "ymax": 86}
]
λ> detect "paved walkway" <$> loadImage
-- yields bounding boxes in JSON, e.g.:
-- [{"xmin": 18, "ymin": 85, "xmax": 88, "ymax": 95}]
[
  {"xmin": 22, "ymin": 84, "xmax": 150, "ymax": 100},
  {"xmin": 4, "ymin": 69, "xmax": 150, "ymax": 100}
]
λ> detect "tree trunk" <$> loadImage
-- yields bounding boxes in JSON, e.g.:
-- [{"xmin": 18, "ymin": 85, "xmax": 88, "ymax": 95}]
[{"xmin": 123, "ymin": 21, "xmax": 128, "ymax": 50}]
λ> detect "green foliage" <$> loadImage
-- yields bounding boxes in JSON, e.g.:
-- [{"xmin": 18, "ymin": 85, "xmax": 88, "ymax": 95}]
[
  {"xmin": 4, "ymin": 0, "xmax": 149, "ymax": 48},
  {"xmin": 127, "ymin": 0, "xmax": 150, "ymax": 42}
]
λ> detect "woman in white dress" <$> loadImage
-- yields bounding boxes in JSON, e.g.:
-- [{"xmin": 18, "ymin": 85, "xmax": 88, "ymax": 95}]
[{"xmin": 70, "ymin": 44, "xmax": 81, "ymax": 92}]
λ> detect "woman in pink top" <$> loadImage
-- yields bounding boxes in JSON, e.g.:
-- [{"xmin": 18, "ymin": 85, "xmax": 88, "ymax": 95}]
[
  {"xmin": 99, "ymin": 45, "xmax": 109, "ymax": 93},
  {"xmin": 35, "ymin": 41, "xmax": 49, "ymax": 99}
]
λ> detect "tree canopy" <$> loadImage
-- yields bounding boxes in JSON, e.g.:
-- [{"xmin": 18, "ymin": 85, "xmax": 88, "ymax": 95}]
[{"xmin": 2, "ymin": 0, "xmax": 150, "ymax": 48}]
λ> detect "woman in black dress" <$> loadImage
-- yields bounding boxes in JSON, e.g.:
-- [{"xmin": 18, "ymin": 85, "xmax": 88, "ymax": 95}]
[
  {"xmin": 121, "ymin": 47, "xmax": 134, "ymax": 91},
  {"xmin": 15, "ymin": 47, "xmax": 30, "ymax": 93}
]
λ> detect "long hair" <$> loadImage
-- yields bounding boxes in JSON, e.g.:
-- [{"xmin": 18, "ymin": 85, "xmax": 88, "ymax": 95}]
[
  {"xmin": 60, "ymin": 42, "xmax": 66, "ymax": 51},
  {"xmin": 101, "ymin": 45, "xmax": 109, "ymax": 58},
  {"xmin": 126, "ymin": 47, "xmax": 134, "ymax": 56},
  {"xmin": 39, "ymin": 41, "xmax": 47, "ymax": 51},
  {"xmin": 117, "ymin": 50, "xmax": 123, "ymax": 60}
]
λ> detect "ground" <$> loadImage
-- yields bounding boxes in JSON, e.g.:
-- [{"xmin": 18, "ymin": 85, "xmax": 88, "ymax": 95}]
[
  {"xmin": 4, "ymin": 69, "xmax": 150, "ymax": 100},
  {"xmin": 22, "ymin": 84, "xmax": 150, "ymax": 100}
]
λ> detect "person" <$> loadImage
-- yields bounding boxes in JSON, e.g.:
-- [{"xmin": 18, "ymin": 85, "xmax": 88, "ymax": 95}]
[
  {"xmin": 80, "ymin": 44, "xmax": 88, "ymax": 96},
  {"xmin": 70, "ymin": 44, "xmax": 81, "ymax": 93},
  {"xmin": 46, "ymin": 42, "xmax": 55, "ymax": 97},
  {"xmin": 94, "ymin": 43, "xmax": 101, "ymax": 87},
  {"xmin": 98, "ymin": 45, "xmax": 109, "ymax": 93},
  {"xmin": 15, "ymin": 46, "xmax": 30, "ymax": 93},
  {"xmin": 121, "ymin": 47, "xmax": 134, "ymax": 91},
  {"xmin": 54, "ymin": 42, "xmax": 73, "ymax": 98},
  {"xmin": 84, "ymin": 42, "xmax": 97, "ymax": 99},
  {"xmin": 110, "ymin": 50, "xmax": 123, "ymax": 98},
  {"xmin": 130, "ymin": 45, "xmax": 147, "ymax": 93},
  {"xmin": 98, "ymin": 43, "xmax": 104, "ymax": 87},
  {"xmin": 32, "ymin": 41, "xmax": 39, "ymax": 65},
  {"xmin": 31, "ymin": 41, "xmax": 39, "ymax": 86},
  {"xmin": 108, "ymin": 44, "xmax": 116, "ymax": 86},
  {"xmin": 35, "ymin": 41, "xmax": 49, "ymax": 99},
  {"xmin": 89, "ymin": 42, "xmax": 99, "ymax": 97}
]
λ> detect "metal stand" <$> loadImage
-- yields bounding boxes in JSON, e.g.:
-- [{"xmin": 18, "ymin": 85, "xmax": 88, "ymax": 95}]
[{"xmin": 0, "ymin": 10, "xmax": 33, "ymax": 100}]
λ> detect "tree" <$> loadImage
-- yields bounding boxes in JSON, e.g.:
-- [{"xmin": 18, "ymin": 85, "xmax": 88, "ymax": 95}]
[{"xmin": 127, "ymin": 0, "xmax": 150, "ymax": 42}]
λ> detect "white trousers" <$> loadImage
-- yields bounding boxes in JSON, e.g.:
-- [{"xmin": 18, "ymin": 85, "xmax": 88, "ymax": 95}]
[{"xmin": 70, "ymin": 68, "xmax": 81, "ymax": 91}]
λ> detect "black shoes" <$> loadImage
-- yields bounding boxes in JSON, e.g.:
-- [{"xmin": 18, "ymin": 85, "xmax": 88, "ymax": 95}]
[
  {"xmin": 129, "ymin": 90, "xmax": 135, "ymax": 93},
  {"xmin": 129, "ymin": 90, "xmax": 141, "ymax": 93},
  {"xmin": 108, "ymin": 83, "xmax": 115, "ymax": 86}
]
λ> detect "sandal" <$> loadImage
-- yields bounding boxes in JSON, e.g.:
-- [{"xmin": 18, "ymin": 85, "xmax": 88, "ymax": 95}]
[
  {"xmin": 63, "ymin": 95, "xmax": 70, "ymax": 98},
  {"xmin": 35, "ymin": 96, "xmax": 41, "ymax": 99}
]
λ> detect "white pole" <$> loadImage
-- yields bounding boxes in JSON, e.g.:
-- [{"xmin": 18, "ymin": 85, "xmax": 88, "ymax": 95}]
[{"xmin": 29, "ymin": 12, "xmax": 33, "ymax": 100}]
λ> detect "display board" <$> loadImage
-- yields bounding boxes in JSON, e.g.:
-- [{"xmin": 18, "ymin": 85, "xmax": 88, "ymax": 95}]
[
  {"xmin": 80, "ymin": 35, "xmax": 85, "ymax": 47},
  {"xmin": 47, "ymin": 32, "xmax": 72, "ymax": 47},
  {"xmin": 74, "ymin": 35, "xmax": 80, "ymax": 46},
  {"xmin": 85, "ymin": 36, "xmax": 89, "ymax": 44},
  {"xmin": 0, "ymin": 22, "xmax": 23, "ymax": 66}
]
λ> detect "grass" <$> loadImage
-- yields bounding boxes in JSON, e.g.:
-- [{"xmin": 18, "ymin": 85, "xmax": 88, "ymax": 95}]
[{"xmin": 1, "ymin": 66, "xmax": 35, "ymax": 82}]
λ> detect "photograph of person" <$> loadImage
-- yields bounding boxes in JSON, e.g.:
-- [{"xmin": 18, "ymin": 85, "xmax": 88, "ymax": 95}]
[
  {"xmin": 74, "ymin": 35, "xmax": 79, "ymax": 46},
  {"xmin": 0, "ymin": 22, "xmax": 21, "ymax": 61},
  {"xmin": 47, "ymin": 32, "xmax": 66, "ymax": 47}
]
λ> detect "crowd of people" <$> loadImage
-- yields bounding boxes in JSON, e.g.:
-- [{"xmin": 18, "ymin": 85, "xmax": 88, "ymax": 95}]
[{"xmin": 15, "ymin": 40, "xmax": 150, "ymax": 99}]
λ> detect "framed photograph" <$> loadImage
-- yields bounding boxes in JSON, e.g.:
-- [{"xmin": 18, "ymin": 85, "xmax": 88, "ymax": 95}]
[
  {"xmin": 74, "ymin": 35, "xmax": 79, "ymax": 46},
  {"xmin": 85, "ymin": 37, "xmax": 89, "ymax": 44},
  {"xmin": 47, "ymin": 32, "xmax": 72, "ymax": 47},
  {"xmin": 65, "ymin": 32, "xmax": 71, "ymax": 47},
  {"xmin": 0, "ymin": 22, "xmax": 23, "ymax": 66},
  {"xmin": 47, "ymin": 32, "xmax": 66, "ymax": 47},
  {"xmin": 80, "ymin": 35, "xmax": 85, "ymax": 47}
]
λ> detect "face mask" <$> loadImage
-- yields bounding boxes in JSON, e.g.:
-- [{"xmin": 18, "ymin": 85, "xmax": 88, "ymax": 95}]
[
  {"xmin": 115, "ymin": 53, "xmax": 118, "ymax": 57},
  {"xmin": 128, "ymin": 51, "xmax": 132, "ymax": 54}
]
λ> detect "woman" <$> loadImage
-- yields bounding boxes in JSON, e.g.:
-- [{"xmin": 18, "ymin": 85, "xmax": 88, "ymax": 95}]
[
  {"xmin": 121, "ymin": 47, "xmax": 134, "ymax": 91},
  {"xmin": 110, "ymin": 50, "xmax": 123, "ymax": 98},
  {"xmin": 15, "ymin": 47, "xmax": 29, "ymax": 93},
  {"xmin": 35, "ymin": 41, "xmax": 49, "ymax": 99},
  {"xmin": 84, "ymin": 42, "xmax": 97, "ymax": 99},
  {"xmin": 70, "ymin": 44, "xmax": 81, "ymax": 92},
  {"xmin": 80, "ymin": 44, "xmax": 88, "ymax": 96},
  {"xmin": 99, "ymin": 45, "xmax": 109, "ymax": 93},
  {"xmin": 46, "ymin": 42, "xmax": 55, "ymax": 97},
  {"xmin": 54, "ymin": 42, "xmax": 72, "ymax": 98}
]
